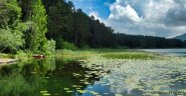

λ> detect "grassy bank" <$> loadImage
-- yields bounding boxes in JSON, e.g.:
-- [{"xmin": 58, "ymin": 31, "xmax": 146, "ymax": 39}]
[
  {"xmin": 0, "ymin": 52, "xmax": 32, "ymax": 64},
  {"xmin": 55, "ymin": 49, "xmax": 97, "ymax": 62},
  {"xmin": 0, "ymin": 53, "xmax": 13, "ymax": 59},
  {"xmin": 0, "ymin": 49, "xmax": 166, "ymax": 64},
  {"xmin": 1, "ymin": 48, "xmax": 157, "ymax": 60},
  {"xmin": 55, "ymin": 49, "xmax": 161, "ymax": 61}
]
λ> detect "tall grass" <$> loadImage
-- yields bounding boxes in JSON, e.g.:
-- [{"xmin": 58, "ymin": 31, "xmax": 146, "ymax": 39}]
[
  {"xmin": 55, "ymin": 49, "xmax": 159, "ymax": 61},
  {"xmin": 102, "ymin": 52, "xmax": 157, "ymax": 60},
  {"xmin": 55, "ymin": 49, "xmax": 97, "ymax": 61},
  {"xmin": 0, "ymin": 53, "xmax": 13, "ymax": 58}
]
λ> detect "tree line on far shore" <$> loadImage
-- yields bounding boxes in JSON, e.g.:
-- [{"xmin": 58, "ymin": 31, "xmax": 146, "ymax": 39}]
[
  {"xmin": 115, "ymin": 33, "xmax": 186, "ymax": 48},
  {"xmin": 0, "ymin": 0, "xmax": 186, "ymax": 54},
  {"xmin": 42, "ymin": 0, "xmax": 186, "ymax": 49}
]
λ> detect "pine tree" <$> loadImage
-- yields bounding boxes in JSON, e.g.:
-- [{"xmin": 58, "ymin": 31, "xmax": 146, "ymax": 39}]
[{"xmin": 27, "ymin": 0, "xmax": 48, "ymax": 53}]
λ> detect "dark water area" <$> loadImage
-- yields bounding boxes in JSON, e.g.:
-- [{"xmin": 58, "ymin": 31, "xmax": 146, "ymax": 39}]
[
  {"xmin": 0, "ymin": 59, "xmax": 95, "ymax": 96},
  {"xmin": 0, "ymin": 59, "xmax": 119, "ymax": 96}
]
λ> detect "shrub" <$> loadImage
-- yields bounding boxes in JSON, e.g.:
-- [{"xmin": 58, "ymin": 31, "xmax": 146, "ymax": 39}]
[
  {"xmin": 81, "ymin": 44, "xmax": 90, "ymax": 50},
  {"xmin": 62, "ymin": 41, "xmax": 77, "ymax": 50},
  {"xmin": 15, "ymin": 50, "xmax": 32, "ymax": 60},
  {"xmin": 42, "ymin": 39, "xmax": 56, "ymax": 55}
]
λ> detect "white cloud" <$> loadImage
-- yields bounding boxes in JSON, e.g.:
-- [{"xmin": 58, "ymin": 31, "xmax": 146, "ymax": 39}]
[
  {"xmin": 89, "ymin": 11, "xmax": 104, "ymax": 23},
  {"xmin": 109, "ymin": 5, "xmax": 141, "ymax": 22},
  {"xmin": 105, "ymin": 0, "xmax": 186, "ymax": 38}
]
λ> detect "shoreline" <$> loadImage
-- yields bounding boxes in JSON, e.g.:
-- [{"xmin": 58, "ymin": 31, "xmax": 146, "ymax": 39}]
[{"xmin": 0, "ymin": 58, "xmax": 18, "ymax": 64}]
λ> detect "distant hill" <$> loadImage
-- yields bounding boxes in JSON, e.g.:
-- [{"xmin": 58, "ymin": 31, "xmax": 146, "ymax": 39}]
[{"xmin": 174, "ymin": 33, "xmax": 186, "ymax": 41}]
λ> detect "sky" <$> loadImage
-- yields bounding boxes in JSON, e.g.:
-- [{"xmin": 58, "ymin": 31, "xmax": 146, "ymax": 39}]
[{"xmin": 67, "ymin": 0, "xmax": 186, "ymax": 38}]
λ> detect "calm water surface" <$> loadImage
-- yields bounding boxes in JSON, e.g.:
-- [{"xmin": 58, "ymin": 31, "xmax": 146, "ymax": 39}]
[
  {"xmin": 0, "ymin": 49, "xmax": 186, "ymax": 96},
  {"xmin": 142, "ymin": 49, "xmax": 186, "ymax": 57}
]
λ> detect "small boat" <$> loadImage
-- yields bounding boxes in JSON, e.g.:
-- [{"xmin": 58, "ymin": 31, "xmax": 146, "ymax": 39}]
[{"xmin": 33, "ymin": 54, "xmax": 45, "ymax": 59}]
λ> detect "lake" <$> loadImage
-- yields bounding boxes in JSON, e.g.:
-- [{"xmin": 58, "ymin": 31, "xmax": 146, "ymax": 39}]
[
  {"xmin": 0, "ymin": 49, "xmax": 186, "ymax": 96},
  {"xmin": 142, "ymin": 49, "xmax": 186, "ymax": 57}
]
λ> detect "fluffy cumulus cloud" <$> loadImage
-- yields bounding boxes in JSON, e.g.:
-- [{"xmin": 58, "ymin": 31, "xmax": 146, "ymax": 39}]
[
  {"xmin": 105, "ymin": 0, "xmax": 186, "ymax": 38},
  {"xmin": 89, "ymin": 11, "xmax": 103, "ymax": 22}
]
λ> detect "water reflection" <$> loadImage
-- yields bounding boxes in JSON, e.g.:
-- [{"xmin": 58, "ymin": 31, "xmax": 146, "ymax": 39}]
[
  {"xmin": 0, "ymin": 59, "xmax": 56, "ymax": 96},
  {"xmin": 1, "ymin": 57, "xmax": 186, "ymax": 96},
  {"xmin": 79, "ymin": 56, "xmax": 186, "ymax": 96},
  {"xmin": 0, "ymin": 59, "xmax": 97, "ymax": 96}
]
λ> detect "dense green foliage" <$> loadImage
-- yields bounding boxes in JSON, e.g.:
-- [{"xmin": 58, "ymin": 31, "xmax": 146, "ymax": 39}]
[
  {"xmin": 19, "ymin": 0, "xmax": 55, "ymax": 54},
  {"xmin": 42, "ymin": 0, "xmax": 185, "ymax": 49},
  {"xmin": 0, "ymin": 0, "xmax": 55, "ymax": 55},
  {"xmin": 62, "ymin": 41, "xmax": 77, "ymax": 50},
  {"xmin": 0, "ymin": 0, "xmax": 27, "ymax": 52},
  {"xmin": 27, "ymin": 0, "xmax": 48, "ymax": 52},
  {"xmin": 42, "ymin": 0, "xmax": 116, "ymax": 49},
  {"xmin": 0, "ymin": 0, "xmax": 186, "ymax": 55},
  {"xmin": 115, "ymin": 33, "xmax": 184, "ymax": 48}
]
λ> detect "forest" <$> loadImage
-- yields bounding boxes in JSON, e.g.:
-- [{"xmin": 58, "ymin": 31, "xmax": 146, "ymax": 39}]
[
  {"xmin": 0, "ymin": 0, "xmax": 186, "ymax": 55},
  {"xmin": 115, "ymin": 33, "xmax": 185, "ymax": 48}
]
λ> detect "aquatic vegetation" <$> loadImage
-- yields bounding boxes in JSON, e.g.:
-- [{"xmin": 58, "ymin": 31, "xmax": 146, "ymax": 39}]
[
  {"xmin": 115, "ymin": 94, "xmax": 123, "ymax": 96},
  {"xmin": 1, "ymin": 49, "xmax": 186, "ymax": 96},
  {"xmin": 66, "ymin": 91, "xmax": 73, "ymax": 93},
  {"xmin": 79, "ymin": 55, "xmax": 186, "ymax": 95},
  {"xmin": 55, "ymin": 49, "xmax": 98, "ymax": 60},
  {"xmin": 102, "ymin": 52, "xmax": 157, "ymax": 60},
  {"xmin": 40, "ymin": 91, "xmax": 48, "ymax": 93},
  {"xmin": 56, "ymin": 49, "xmax": 159, "ymax": 60},
  {"xmin": 55, "ymin": 49, "xmax": 186, "ymax": 95},
  {"xmin": 41, "ymin": 91, "xmax": 51, "ymax": 96}
]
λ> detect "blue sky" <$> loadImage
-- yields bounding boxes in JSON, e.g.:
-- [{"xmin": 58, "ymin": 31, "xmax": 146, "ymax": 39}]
[
  {"xmin": 67, "ymin": 0, "xmax": 186, "ymax": 38},
  {"xmin": 67, "ymin": 0, "xmax": 115, "ymax": 19}
]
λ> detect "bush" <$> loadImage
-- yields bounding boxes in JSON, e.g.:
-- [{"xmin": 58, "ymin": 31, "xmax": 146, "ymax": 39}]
[
  {"xmin": 55, "ymin": 37, "xmax": 64, "ymax": 49},
  {"xmin": 42, "ymin": 39, "xmax": 56, "ymax": 55},
  {"xmin": 0, "ymin": 1, "xmax": 27, "ymax": 53},
  {"xmin": 117, "ymin": 46, "xmax": 129, "ymax": 49},
  {"xmin": 15, "ymin": 50, "xmax": 32, "ymax": 60},
  {"xmin": 81, "ymin": 44, "xmax": 90, "ymax": 50},
  {"xmin": 62, "ymin": 41, "xmax": 77, "ymax": 50}
]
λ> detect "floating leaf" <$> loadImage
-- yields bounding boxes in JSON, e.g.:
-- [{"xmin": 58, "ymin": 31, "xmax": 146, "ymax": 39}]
[
  {"xmin": 64, "ymin": 88, "xmax": 70, "ymax": 90},
  {"xmin": 31, "ymin": 72, "xmax": 37, "ymax": 74},
  {"xmin": 76, "ymin": 88, "xmax": 81, "ymax": 90},
  {"xmin": 72, "ymin": 85, "xmax": 78, "ymax": 87},
  {"xmin": 40, "ymin": 91, "xmax": 48, "ymax": 93},
  {"xmin": 66, "ymin": 91, "xmax": 73, "ymax": 93},
  {"xmin": 84, "ymin": 81, "xmax": 91, "ymax": 85},
  {"xmin": 42, "ymin": 93, "xmax": 51, "ymax": 96},
  {"xmin": 115, "ymin": 94, "xmax": 123, "ymax": 96}
]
